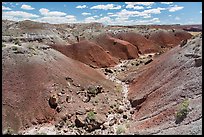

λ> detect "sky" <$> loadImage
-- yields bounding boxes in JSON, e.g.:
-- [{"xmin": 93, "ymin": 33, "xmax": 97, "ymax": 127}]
[{"xmin": 2, "ymin": 2, "xmax": 202, "ymax": 25}]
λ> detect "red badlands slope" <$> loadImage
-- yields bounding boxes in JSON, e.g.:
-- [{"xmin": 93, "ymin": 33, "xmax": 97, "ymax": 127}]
[
  {"xmin": 51, "ymin": 40, "xmax": 117, "ymax": 68},
  {"xmin": 126, "ymin": 34, "xmax": 202, "ymax": 134},
  {"xmin": 94, "ymin": 34, "xmax": 139, "ymax": 60},
  {"xmin": 115, "ymin": 32, "xmax": 161, "ymax": 54},
  {"xmin": 2, "ymin": 45, "xmax": 115, "ymax": 133},
  {"xmin": 148, "ymin": 30, "xmax": 192, "ymax": 48}
]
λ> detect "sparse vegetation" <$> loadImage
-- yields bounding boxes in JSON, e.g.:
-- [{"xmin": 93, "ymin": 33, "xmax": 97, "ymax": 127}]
[
  {"xmin": 116, "ymin": 125, "xmax": 125, "ymax": 135},
  {"xmin": 2, "ymin": 44, "xmax": 6, "ymax": 47},
  {"xmin": 3, "ymin": 127, "xmax": 14, "ymax": 135},
  {"xmin": 115, "ymin": 84, "xmax": 122, "ymax": 93},
  {"xmin": 14, "ymin": 39, "xmax": 21, "ymax": 46},
  {"xmin": 87, "ymin": 86, "xmax": 98, "ymax": 96},
  {"xmin": 175, "ymin": 98, "xmax": 189, "ymax": 124},
  {"xmin": 36, "ymin": 132, "xmax": 47, "ymax": 135},
  {"xmin": 87, "ymin": 111, "xmax": 96, "ymax": 121},
  {"xmin": 28, "ymin": 45, "xmax": 36, "ymax": 51}
]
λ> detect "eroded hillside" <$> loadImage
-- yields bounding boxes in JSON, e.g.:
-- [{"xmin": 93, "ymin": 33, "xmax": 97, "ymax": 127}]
[{"xmin": 2, "ymin": 20, "xmax": 202, "ymax": 135}]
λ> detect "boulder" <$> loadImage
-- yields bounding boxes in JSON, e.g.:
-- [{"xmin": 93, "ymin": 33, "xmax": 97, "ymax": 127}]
[{"xmin": 49, "ymin": 94, "xmax": 58, "ymax": 108}]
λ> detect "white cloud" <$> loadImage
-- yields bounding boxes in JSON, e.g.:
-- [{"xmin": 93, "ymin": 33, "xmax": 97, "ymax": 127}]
[
  {"xmin": 126, "ymin": 4, "xmax": 144, "ymax": 10},
  {"xmin": 200, "ymin": 11, "xmax": 202, "ymax": 13},
  {"xmin": 2, "ymin": 5, "xmax": 11, "ymax": 10},
  {"xmin": 39, "ymin": 8, "xmax": 66, "ymax": 17},
  {"xmin": 93, "ymin": 15, "xmax": 99, "ymax": 18},
  {"xmin": 169, "ymin": 5, "xmax": 184, "ymax": 12},
  {"xmin": 35, "ymin": 16, "xmax": 77, "ymax": 24},
  {"xmin": 3, "ymin": 11, "xmax": 39, "ymax": 18},
  {"xmin": 107, "ymin": 13, "xmax": 113, "ymax": 15},
  {"xmin": 21, "ymin": 4, "xmax": 35, "ymax": 10},
  {"xmin": 84, "ymin": 17, "xmax": 96, "ymax": 23},
  {"xmin": 76, "ymin": 5, "xmax": 87, "ymax": 9},
  {"xmin": 143, "ymin": 7, "xmax": 165, "ymax": 14},
  {"xmin": 175, "ymin": 16, "xmax": 180, "ymax": 20},
  {"xmin": 161, "ymin": 2, "xmax": 173, "ymax": 4},
  {"xmin": 90, "ymin": 4, "xmax": 121, "ymax": 10},
  {"xmin": 97, "ymin": 16, "xmax": 113, "ymax": 24},
  {"xmin": 125, "ymin": 2, "xmax": 154, "ymax": 6},
  {"xmin": 82, "ymin": 12, "xmax": 91, "ymax": 16},
  {"xmin": 169, "ymin": 15, "xmax": 172, "ymax": 17},
  {"xmin": 2, "ymin": 10, "xmax": 39, "ymax": 22}
]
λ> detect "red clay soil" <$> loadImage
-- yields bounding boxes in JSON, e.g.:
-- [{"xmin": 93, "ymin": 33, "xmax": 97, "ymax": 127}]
[
  {"xmin": 114, "ymin": 32, "xmax": 161, "ymax": 54},
  {"xmin": 51, "ymin": 40, "xmax": 118, "ymax": 68},
  {"xmin": 93, "ymin": 34, "xmax": 139, "ymax": 60},
  {"xmin": 2, "ymin": 47, "xmax": 116, "ymax": 133},
  {"xmin": 148, "ymin": 30, "xmax": 192, "ymax": 48},
  {"xmin": 127, "ymin": 34, "xmax": 202, "ymax": 132}
]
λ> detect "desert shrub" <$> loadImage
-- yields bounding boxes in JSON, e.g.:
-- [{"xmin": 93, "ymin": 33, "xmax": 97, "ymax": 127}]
[
  {"xmin": 14, "ymin": 39, "xmax": 21, "ymax": 46},
  {"xmin": 3, "ymin": 127, "xmax": 14, "ymax": 135},
  {"xmin": 116, "ymin": 125, "xmax": 125, "ymax": 135},
  {"xmin": 175, "ymin": 98, "xmax": 189, "ymax": 124},
  {"xmin": 115, "ymin": 84, "xmax": 122, "ymax": 93},
  {"xmin": 28, "ymin": 45, "xmax": 36, "ymax": 51},
  {"xmin": 36, "ymin": 132, "xmax": 47, "ymax": 135},
  {"xmin": 87, "ymin": 86, "xmax": 97, "ymax": 95},
  {"xmin": 2, "ymin": 44, "xmax": 6, "ymax": 47},
  {"xmin": 87, "ymin": 111, "xmax": 95, "ymax": 121}
]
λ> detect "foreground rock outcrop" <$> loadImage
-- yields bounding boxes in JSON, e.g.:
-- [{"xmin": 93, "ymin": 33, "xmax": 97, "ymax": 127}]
[{"xmin": 2, "ymin": 42, "xmax": 118, "ymax": 133}]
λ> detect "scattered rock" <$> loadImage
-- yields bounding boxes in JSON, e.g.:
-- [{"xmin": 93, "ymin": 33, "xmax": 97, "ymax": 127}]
[
  {"xmin": 194, "ymin": 58, "xmax": 202, "ymax": 67},
  {"xmin": 63, "ymin": 129, "xmax": 68, "ymax": 133},
  {"xmin": 49, "ymin": 94, "xmax": 58, "ymax": 108},
  {"xmin": 61, "ymin": 89, "xmax": 65, "ymax": 94},
  {"xmin": 65, "ymin": 77, "xmax": 73, "ymax": 83},
  {"xmin": 66, "ymin": 95, "xmax": 72, "ymax": 103},
  {"xmin": 180, "ymin": 39, "xmax": 188, "ymax": 47},
  {"xmin": 130, "ymin": 109, "xmax": 135, "ymax": 115},
  {"xmin": 75, "ymin": 115, "xmax": 86, "ymax": 127},
  {"xmin": 123, "ymin": 114, "xmax": 128, "ymax": 119},
  {"xmin": 57, "ymin": 92, "xmax": 62, "ymax": 96},
  {"xmin": 76, "ymin": 108, "xmax": 86, "ymax": 115},
  {"xmin": 109, "ymin": 117, "xmax": 117, "ymax": 126},
  {"xmin": 130, "ymin": 95, "xmax": 147, "ymax": 107},
  {"xmin": 184, "ymin": 53, "xmax": 201, "ymax": 58},
  {"xmin": 105, "ymin": 68, "xmax": 113, "ymax": 73},
  {"xmin": 144, "ymin": 59, "xmax": 153, "ymax": 65},
  {"xmin": 117, "ymin": 105, "xmax": 125, "ymax": 114},
  {"xmin": 82, "ymin": 95, "xmax": 90, "ymax": 103},
  {"xmin": 56, "ymin": 106, "xmax": 62, "ymax": 113},
  {"xmin": 85, "ymin": 113, "xmax": 106, "ymax": 132}
]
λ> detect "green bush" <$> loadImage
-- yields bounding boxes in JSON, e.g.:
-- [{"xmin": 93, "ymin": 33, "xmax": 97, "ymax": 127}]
[
  {"xmin": 14, "ymin": 39, "xmax": 21, "ymax": 46},
  {"xmin": 116, "ymin": 125, "xmax": 125, "ymax": 135},
  {"xmin": 175, "ymin": 99, "xmax": 189, "ymax": 124},
  {"xmin": 36, "ymin": 132, "xmax": 47, "ymax": 135},
  {"xmin": 2, "ymin": 44, "xmax": 6, "ymax": 47},
  {"xmin": 87, "ymin": 111, "xmax": 95, "ymax": 121},
  {"xmin": 3, "ymin": 127, "xmax": 14, "ymax": 135},
  {"xmin": 115, "ymin": 84, "xmax": 122, "ymax": 93}
]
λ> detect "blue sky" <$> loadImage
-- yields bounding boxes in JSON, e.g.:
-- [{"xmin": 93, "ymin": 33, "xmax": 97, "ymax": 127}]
[{"xmin": 2, "ymin": 2, "xmax": 202, "ymax": 25}]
